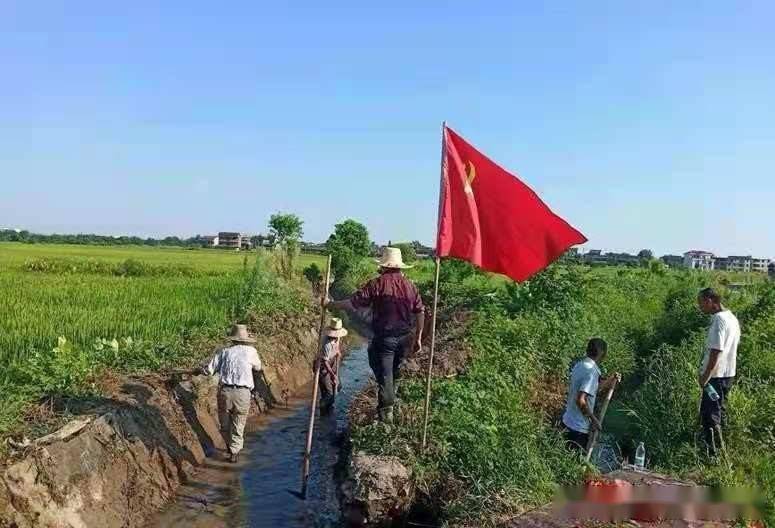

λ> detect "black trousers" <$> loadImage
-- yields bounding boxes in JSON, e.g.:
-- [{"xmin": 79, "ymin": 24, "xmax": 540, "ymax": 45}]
[
  {"xmin": 368, "ymin": 334, "xmax": 409, "ymax": 411},
  {"xmin": 700, "ymin": 376, "xmax": 734, "ymax": 454},
  {"xmin": 564, "ymin": 428, "xmax": 589, "ymax": 453}
]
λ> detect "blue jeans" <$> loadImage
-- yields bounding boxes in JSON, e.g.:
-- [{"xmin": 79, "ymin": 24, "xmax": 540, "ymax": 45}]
[{"xmin": 368, "ymin": 334, "xmax": 408, "ymax": 411}]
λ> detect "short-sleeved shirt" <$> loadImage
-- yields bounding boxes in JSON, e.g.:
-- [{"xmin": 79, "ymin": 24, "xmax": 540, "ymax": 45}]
[
  {"xmin": 562, "ymin": 357, "xmax": 601, "ymax": 434},
  {"xmin": 205, "ymin": 344, "xmax": 262, "ymax": 389},
  {"xmin": 699, "ymin": 310, "xmax": 740, "ymax": 379},
  {"xmin": 350, "ymin": 270, "xmax": 424, "ymax": 337},
  {"xmin": 322, "ymin": 339, "xmax": 340, "ymax": 363}
]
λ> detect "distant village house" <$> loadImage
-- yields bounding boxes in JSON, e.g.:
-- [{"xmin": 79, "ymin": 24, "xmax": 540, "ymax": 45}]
[
  {"xmin": 683, "ymin": 250, "xmax": 715, "ymax": 270},
  {"xmin": 577, "ymin": 249, "xmax": 772, "ymax": 273},
  {"xmin": 202, "ymin": 232, "xmax": 253, "ymax": 250}
]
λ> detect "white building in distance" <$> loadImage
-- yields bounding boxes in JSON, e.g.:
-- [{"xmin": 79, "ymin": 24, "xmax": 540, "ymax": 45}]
[{"xmin": 684, "ymin": 250, "xmax": 715, "ymax": 271}]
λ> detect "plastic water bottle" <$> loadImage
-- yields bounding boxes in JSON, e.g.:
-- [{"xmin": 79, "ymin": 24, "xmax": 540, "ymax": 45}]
[
  {"xmin": 635, "ymin": 442, "xmax": 646, "ymax": 470},
  {"xmin": 704, "ymin": 383, "xmax": 720, "ymax": 402}
]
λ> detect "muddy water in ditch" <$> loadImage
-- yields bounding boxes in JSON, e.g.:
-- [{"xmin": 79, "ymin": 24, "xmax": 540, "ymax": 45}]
[{"xmin": 148, "ymin": 345, "xmax": 372, "ymax": 528}]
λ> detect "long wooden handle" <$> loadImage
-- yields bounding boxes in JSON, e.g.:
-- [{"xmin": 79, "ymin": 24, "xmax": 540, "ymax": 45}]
[
  {"xmin": 301, "ymin": 254, "xmax": 332, "ymax": 499},
  {"xmin": 585, "ymin": 378, "xmax": 619, "ymax": 462},
  {"xmin": 334, "ymin": 354, "xmax": 342, "ymax": 393}
]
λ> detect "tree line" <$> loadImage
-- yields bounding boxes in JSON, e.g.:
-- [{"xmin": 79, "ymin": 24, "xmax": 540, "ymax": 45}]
[
  {"xmin": 0, "ymin": 229, "xmax": 282, "ymax": 249},
  {"xmin": 0, "ymin": 229, "xmax": 206, "ymax": 247}
]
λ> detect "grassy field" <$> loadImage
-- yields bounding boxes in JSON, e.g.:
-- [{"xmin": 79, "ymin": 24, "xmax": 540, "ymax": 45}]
[
  {"xmin": 0, "ymin": 242, "xmax": 323, "ymax": 272},
  {"xmin": 0, "ymin": 242, "xmax": 322, "ymax": 439},
  {"xmin": 1, "ymin": 272, "xmax": 243, "ymax": 358},
  {"xmin": 352, "ymin": 261, "xmax": 775, "ymax": 525},
  {"xmin": 0, "ymin": 243, "xmax": 325, "ymax": 357}
]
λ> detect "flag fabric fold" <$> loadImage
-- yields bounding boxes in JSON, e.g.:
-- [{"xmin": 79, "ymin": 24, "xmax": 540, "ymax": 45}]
[{"xmin": 436, "ymin": 126, "xmax": 587, "ymax": 282}]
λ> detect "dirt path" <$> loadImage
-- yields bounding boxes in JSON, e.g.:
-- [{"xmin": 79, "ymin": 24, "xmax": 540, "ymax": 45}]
[{"xmin": 147, "ymin": 345, "xmax": 372, "ymax": 528}]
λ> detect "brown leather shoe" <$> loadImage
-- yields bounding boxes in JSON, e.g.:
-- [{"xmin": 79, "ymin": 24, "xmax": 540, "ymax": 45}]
[{"xmin": 229, "ymin": 452, "xmax": 239, "ymax": 463}]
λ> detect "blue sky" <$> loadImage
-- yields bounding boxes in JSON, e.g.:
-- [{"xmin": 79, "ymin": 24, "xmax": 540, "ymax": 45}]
[{"xmin": 2, "ymin": 1, "xmax": 774, "ymax": 256}]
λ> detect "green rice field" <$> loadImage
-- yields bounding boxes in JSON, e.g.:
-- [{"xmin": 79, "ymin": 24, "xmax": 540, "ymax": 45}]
[
  {"xmin": 0, "ymin": 242, "xmax": 322, "ymax": 271},
  {"xmin": 0, "ymin": 242, "xmax": 322, "ymax": 436},
  {"xmin": 0, "ymin": 243, "xmax": 322, "ymax": 358}
]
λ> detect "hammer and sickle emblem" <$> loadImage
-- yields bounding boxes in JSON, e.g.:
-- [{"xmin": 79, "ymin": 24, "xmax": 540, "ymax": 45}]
[{"xmin": 464, "ymin": 161, "xmax": 476, "ymax": 195}]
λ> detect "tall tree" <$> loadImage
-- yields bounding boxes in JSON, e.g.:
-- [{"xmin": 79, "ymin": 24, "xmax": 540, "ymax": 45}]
[
  {"xmin": 326, "ymin": 219, "xmax": 371, "ymax": 284},
  {"xmin": 269, "ymin": 213, "xmax": 304, "ymax": 244},
  {"xmin": 638, "ymin": 249, "xmax": 654, "ymax": 260},
  {"xmin": 268, "ymin": 212, "xmax": 304, "ymax": 279},
  {"xmin": 638, "ymin": 249, "xmax": 654, "ymax": 267}
]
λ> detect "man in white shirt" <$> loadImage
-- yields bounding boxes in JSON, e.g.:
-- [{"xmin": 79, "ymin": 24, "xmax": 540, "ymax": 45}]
[
  {"xmin": 202, "ymin": 324, "xmax": 262, "ymax": 463},
  {"xmin": 697, "ymin": 288, "xmax": 741, "ymax": 456},
  {"xmin": 562, "ymin": 338, "xmax": 621, "ymax": 452}
]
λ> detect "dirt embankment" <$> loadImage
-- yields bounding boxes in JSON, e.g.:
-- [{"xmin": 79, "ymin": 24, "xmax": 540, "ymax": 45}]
[
  {"xmin": 0, "ymin": 310, "xmax": 320, "ymax": 528},
  {"xmin": 339, "ymin": 309, "xmax": 474, "ymax": 526}
]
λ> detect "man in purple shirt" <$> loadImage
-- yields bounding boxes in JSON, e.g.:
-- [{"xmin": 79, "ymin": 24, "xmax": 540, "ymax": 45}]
[{"xmin": 328, "ymin": 247, "xmax": 425, "ymax": 423}]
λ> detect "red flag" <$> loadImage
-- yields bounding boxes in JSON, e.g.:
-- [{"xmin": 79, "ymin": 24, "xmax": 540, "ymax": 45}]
[{"xmin": 436, "ymin": 126, "xmax": 587, "ymax": 282}]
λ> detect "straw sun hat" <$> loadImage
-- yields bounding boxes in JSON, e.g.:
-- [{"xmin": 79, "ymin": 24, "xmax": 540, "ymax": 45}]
[
  {"xmin": 325, "ymin": 318, "xmax": 348, "ymax": 338},
  {"xmin": 375, "ymin": 247, "xmax": 413, "ymax": 269},
  {"xmin": 227, "ymin": 324, "xmax": 256, "ymax": 344}
]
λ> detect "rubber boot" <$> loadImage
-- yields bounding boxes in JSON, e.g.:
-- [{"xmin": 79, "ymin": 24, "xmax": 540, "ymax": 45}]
[
  {"xmin": 378, "ymin": 407, "xmax": 394, "ymax": 424},
  {"xmin": 706, "ymin": 427, "xmax": 718, "ymax": 459}
]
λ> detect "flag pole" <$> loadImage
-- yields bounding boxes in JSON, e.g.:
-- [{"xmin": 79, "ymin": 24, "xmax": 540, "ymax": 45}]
[
  {"xmin": 301, "ymin": 254, "xmax": 332, "ymax": 499},
  {"xmin": 421, "ymin": 121, "xmax": 446, "ymax": 452}
]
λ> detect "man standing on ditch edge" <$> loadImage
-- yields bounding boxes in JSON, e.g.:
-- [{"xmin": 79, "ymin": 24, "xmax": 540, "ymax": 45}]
[
  {"xmin": 327, "ymin": 247, "xmax": 425, "ymax": 423},
  {"xmin": 697, "ymin": 287, "xmax": 740, "ymax": 457}
]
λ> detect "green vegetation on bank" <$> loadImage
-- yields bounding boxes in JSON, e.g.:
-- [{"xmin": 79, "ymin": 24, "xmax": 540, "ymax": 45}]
[
  {"xmin": 0, "ymin": 242, "xmax": 317, "ymax": 441},
  {"xmin": 352, "ymin": 260, "xmax": 775, "ymax": 525}
]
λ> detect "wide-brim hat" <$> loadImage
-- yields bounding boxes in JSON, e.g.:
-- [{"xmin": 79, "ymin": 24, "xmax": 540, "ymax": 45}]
[
  {"xmin": 375, "ymin": 246, "xmax": 413, "ymax": 269},
  {"xmin": 325, "ymin": 317, "xmax": 348, "ymax": 338},
  {"xmin": 227, "ymin": 324, "xmax": 256, "ymax": 344}
]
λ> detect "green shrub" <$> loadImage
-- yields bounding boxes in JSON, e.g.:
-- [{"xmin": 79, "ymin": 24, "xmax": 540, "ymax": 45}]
[
  {"xmin": 7, "ymin": 337, "xmax": 98, "ymax": 398},
  {"xmin": 23, "ymin": 257, "xmax": 204, "ymax": 277},
  {"xmin": 303, "ymin": 262, "xmax": 323, "ymax": 294},
  {"xmin": 330, "ymin": 257, "xmax": 377, "ymax": 298},
  {"xmin": 392, "ymin": 242, "xmax": 417, "ymax": 263},
  {"xmin": 623, "ymin": 336, "xmax": 703, "ymax": 467},
  {"xmin": 351, "ymin": 265, "xmax": 775, "ymax": 525}
]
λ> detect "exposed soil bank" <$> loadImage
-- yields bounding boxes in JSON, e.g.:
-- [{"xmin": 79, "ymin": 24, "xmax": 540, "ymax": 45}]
[{"xmin": 0, "ymin": 313, "xmax": 319, "ymax": 528}]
